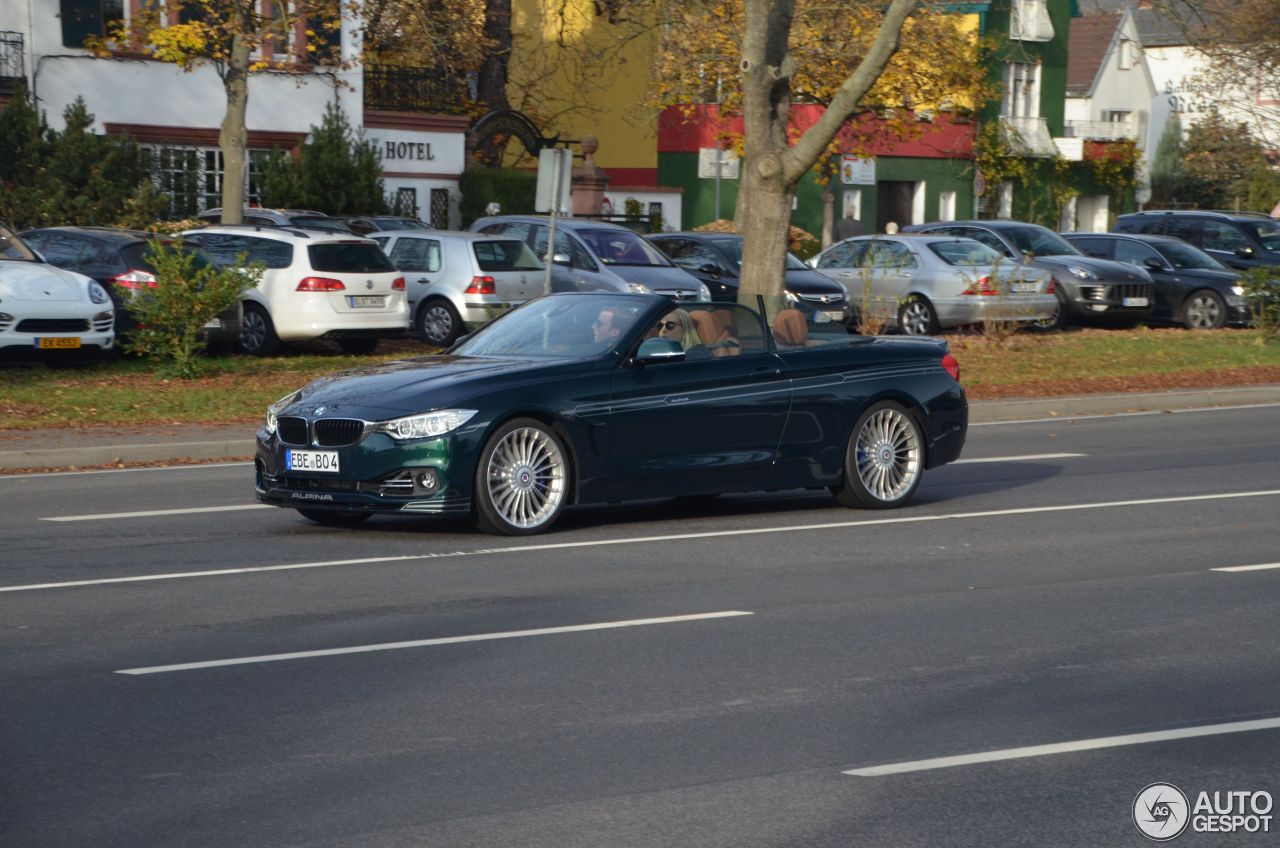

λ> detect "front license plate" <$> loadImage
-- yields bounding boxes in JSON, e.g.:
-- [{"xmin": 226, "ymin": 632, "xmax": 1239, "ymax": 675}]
[
  {"xmin": 348, "ymin": 296, "xmax": 386, "ymax": 308},
  {"xmin": 36, "ymin": 337, "xmax": 81, "ymax": 349},
  {"xmin": 1123, "ymin": 297, "xmax": 1149, "ymax": 307},
  {"xmin": 286, "ymin": 449, "xmax": 340, "ymax": 472},
  {"xmin": 203, "ymin": 318, "xmax": 223, "ymax": 329}
]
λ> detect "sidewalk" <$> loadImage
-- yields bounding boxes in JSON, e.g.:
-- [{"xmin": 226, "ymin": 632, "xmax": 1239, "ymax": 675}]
[{"xmin": 2, "ymin": 384, "xmax": 1278, "ymax": 471}]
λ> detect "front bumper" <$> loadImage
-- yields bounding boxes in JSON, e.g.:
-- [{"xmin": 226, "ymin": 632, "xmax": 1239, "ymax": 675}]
[{"xmin": 254, "ymin": 427, "xmax": 472, "ymax": 517}]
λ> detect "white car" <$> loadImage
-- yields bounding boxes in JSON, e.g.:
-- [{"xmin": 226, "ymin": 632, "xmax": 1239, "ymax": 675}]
[
  {"xmin": 369, "ymin": 230, "xmax": 547, "ymax": 346},
  {"xmin": 182, "ymin": 226, "xmax": 408, "ymax": 355},
  {"xmin": 0, "ymin": 222, "xmax": 115, "ymax": 357}
]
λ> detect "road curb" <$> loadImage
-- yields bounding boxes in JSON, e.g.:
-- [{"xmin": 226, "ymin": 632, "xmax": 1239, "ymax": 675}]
[{"xmin": 2, "ymin": 385, "xmax": 1278, "ymax": 470}]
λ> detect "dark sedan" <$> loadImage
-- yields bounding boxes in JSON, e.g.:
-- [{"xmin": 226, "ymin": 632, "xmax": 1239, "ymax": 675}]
[
  {"xmin": 903, "ymin": 220, "xmax": 1155, "ymax": 328},
  {"xmin": 255, "ymin": 293, "xmax": 967, "ymax": 535},
  {"xmin": 20, "ymin": 226, "xmax": 243, "ymax": 349},
  {"xmin": 1062, "ymin": 232, "xmax": 1250, "ymax": 329},
  {"xmin": 647, "ymin": 231, "xmax": 854, "ymax": 325}
]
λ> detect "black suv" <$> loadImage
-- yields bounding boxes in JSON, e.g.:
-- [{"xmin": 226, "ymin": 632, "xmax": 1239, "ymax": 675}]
[
  {"xmin": 1114, "ymin": 210, "xmax": 1280, "ymax": 271},
  {"xmin": 19, "ymin": 226, "xmax": 243, "ymax": 349},
  {"xmin": 901, "ymin": 220, "xmax": 1154, "ymax": 327}
]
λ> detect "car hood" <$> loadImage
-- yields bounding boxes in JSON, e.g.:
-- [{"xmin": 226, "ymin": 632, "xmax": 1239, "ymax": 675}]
[
  {"xmin": 0, "ymin": 262, "xmax": 91, "ymax": 302},
  {"xmin": 784, "ymin": 268, "xmax": 847, "ymax": 296},
  {"xmin": 281, "ymin": 354, "xmax": 596, "ymax": 419},
  {"xmin": 609, "ymin": 265, "xmax": 702, "ymax": 291},
  {"xmin": 1168, "ymin": 267, "xmax": 1241, "ymax": 285},
  {"xmin": 1033, "ymin": 255, "xmax": 1151, "ymax": 282}
]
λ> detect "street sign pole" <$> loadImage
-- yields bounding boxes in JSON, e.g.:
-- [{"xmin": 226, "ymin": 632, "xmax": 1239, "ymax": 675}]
[{"xmin": 535, "ymin": 147, "xmax": 573, "ymax": 295}]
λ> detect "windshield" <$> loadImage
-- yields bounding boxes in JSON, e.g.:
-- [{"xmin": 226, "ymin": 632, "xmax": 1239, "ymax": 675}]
[
  {"xmin": 711, "ymin": 236, "xmax": 809, "ymax": 270},
  {"xmin": 453, "ymin": 295, "xmax": 648, "ymax": 358},
  {"xmin": 0, "ymin": 224, "xmax": 39, "ymax": 261},
  {"xmin": 1160, "ymin": 240, "xmax": 1227, "ymax": 271},
  {"xmin": 578, "ymin": 228, "xmax": 672, "ymax": 267},
  {"xmin": 1246, "ymin": 220, "xmax": 1280, "ymax": 251},
  {"xmin": 1002, "ymin": 226, "xmax": 1081, "ymax": 257},
  {"xmin": 928, "ymin": 240, "xmax": 1003, "ymax": 266}
]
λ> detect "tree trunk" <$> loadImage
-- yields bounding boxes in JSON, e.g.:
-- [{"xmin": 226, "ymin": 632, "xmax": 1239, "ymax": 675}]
[{"xmin": 219, "ymin": 28, "xmax": 252, "ymax": 225}]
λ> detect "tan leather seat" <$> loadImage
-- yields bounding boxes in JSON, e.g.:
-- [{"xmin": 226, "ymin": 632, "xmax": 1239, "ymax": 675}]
[{"xmin": 772, "ymin": 309, "xmax": 808, "ymax": 348}]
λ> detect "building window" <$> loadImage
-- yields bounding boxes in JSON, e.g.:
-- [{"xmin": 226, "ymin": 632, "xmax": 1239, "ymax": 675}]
[
  {"xmin": 60, "ymin": 0, "xmax": 124, "ymax": 47},
  {"xmin": 1010, "ymin": 0, "xmax": 1054, "ymax": 42},
  {"xmin": 1001, "ymin": 62, "xmax": 1040, "ymax": 119},
  {"xmin": 429, "ymin": 187, "xmax": 449, "ymax": 228},
  {"xmin": 998, "ymin": 182, "xmax": 1014, "ymax": 219},
  {"xmin": 141, "ymin": 145, "xmax": 271, "ymax": 218},
  {"xmin": 1118, "ymin": 39, "xmax": 1135, "ymax": 70},
  {"xmin": 938, "ymin": 191, "xmax": 956, "ymax": 222}
]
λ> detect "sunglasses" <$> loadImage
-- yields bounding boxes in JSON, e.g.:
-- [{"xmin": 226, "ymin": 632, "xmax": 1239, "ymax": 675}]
[{"xmin": 657, "ymin": 320, "xmax": 680, "ymax": 331}]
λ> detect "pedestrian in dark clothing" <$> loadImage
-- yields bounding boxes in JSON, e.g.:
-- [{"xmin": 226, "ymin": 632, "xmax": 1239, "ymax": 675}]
[{"xmin": 833, "ymin": 212, "xmax": 865, "ymax": 241}]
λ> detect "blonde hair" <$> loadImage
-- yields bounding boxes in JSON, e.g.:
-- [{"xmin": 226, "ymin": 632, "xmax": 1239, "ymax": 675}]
[{"xmin": 662, "ymin": 309, "xmax": 701, "ymax": 350}]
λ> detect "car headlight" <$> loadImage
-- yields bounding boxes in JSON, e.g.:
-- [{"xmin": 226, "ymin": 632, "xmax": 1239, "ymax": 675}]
[
  {"xmin": 1232, "ymin": 284, "xmax": 1246, "ymax": 297},
  {"xmin": 265, "ymin": 390, "xmax": 302, "ymax": 434},
  {"xmin": 698, "ymin": 283, "xmax": 712, "ymax": 301},
  {"xmin": 626, "ymin": 282, "xmax": 651, "ymax": 294},
  {"xmin": 88, "ymin": 281, "xmax": 111, "ymax": 304},
  {"xmin": 784, "ymin": 290, "xmax": 799, "ymax": 304},
  {"xmin": 377, "ymin": 409, "xmax": 478, "ymax": 441},
  {"xmin": 1066, "ymin": 265, "xmax": 1100, "ymax": 280}
]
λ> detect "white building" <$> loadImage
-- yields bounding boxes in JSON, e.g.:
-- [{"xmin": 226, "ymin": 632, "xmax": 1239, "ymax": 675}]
[{"xmin": 0, "ymin": 0, "xmax": 467, "ymax": 225}]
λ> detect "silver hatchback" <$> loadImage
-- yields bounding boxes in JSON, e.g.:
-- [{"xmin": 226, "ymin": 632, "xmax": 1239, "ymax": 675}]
[
  {"xmin": 811, "ymin": 234, "xmax": 1058, "ymax": 335},
  {"xmin": 370, "ymin": 230, "xmax": 546, "ymax": 345}
]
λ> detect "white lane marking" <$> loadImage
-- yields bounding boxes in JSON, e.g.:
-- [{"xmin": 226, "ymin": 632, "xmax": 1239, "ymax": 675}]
[
  {"xmin": 4, "ymin": 488, "xmax": 1279, "ymax": 594},
  {"xmin": 42, "ymin": 504, "xmax": 271, "ymax": 522},
  {"xmin": 971, "ymin": 401, "xmax": 1280, "ymax": 427},
  {"xmin": 1212, "ymin": 563, "xmax": 1280, "ymax": 573},
  {"xmin": 953, "ymin": 453, "xmax": 1084, "ymax": 464},
  {"xmin": 115, "ymin": 610, "xmax": 754, "ymax": 675},
  {"xmin": 0, "ymin": 462, "xmax": 251, "ymax": 481},
  {"xmin": 843, "ymin": 716, "xmax": 1280, "ymax": 777}
]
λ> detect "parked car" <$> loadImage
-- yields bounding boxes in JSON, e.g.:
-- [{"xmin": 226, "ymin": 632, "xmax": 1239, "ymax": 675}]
[
  {"xmin": 181, "ymin": 225, "xmax": 407, "ymax": 356},
  {"xmin": 1114, "ymin": 210, "xmax": 1280, "ymax": 271},
  {"xmin": 902, "ymin": 220, "xmax": 1154, "ymax": 327},
  {"xmin": 468, "ymin": 215, "xmax": 711, "ymax": 301},
  {"xmin": 197, "ymin": 208, "xmax": 356, "ymax": 234},
  {"xmin": 19, "ymin": 226, "xmax": 243, "ymax": 349},
  {"xmin": 339, "ymin": 216, "xmax": 433, "ymax": 236},
  {"xmin": 0, "ymin": 221, "xmax": 115, "ymax": 357},
  {"xmin": 1062, "ymin": 232, "xmax": 1250, "ymax": 329},
  {"xmin": 367, "ymin": 229, "xmax": 548, "ymax": 345},
  {"xmin": 254, "ymin": 292, "xmax": 968, "ymax": 534},
  {"xmin": 808, "ymin": 234, "xmax": 1058, "ymax": 335},
  {"xmin": 646, "ymin": 231, "xmax": 854, "ymax": 325}
]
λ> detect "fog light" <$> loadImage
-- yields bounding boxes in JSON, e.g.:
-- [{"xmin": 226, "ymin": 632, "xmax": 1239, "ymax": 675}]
[{"xmin": 417, "ymin": 469, "xmax": 440, "ymax": 492}]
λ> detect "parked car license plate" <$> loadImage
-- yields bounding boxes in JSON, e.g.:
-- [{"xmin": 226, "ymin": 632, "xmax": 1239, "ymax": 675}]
[
  {"xmin": 285, "ymin": 449, "xmax": 340, "ymax": 472},
  {"xmin": 36, "ymin": 337, "xmax": 81, "ymax": 349},
  {"xmin": 1123, "ymin": 297, "xmax": 1149, "ymax": 307},
  {"xmin": 203, "ymin": 318, "xmax": 223, "ymax": 329},
  {"xmin": 1011, "ymin": 282, "xmax": 1037, "ymax": 292},
  {"xmin": 348, "ymin": 296, "xmax": 386, "ymax": 308}
]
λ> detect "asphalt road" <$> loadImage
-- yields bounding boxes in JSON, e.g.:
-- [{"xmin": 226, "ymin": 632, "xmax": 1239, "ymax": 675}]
[{"xmin": 2, "ymin": 405, "xmax": 1279, "ymax": 847}]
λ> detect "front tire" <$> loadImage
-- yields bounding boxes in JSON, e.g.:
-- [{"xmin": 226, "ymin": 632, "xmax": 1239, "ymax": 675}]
[
  {"xmin": 474, "ymin": 418, "xmax": 570, "ymax": 536},
  {"xmin": 295, "ymin": 508, "xmax": 372, "ymax": 526},
  {"xmin": 898, "ymin": 296, "xmax": 938, "ymax": 336},
  {"xmin": 833, "ymin": 401, "xmax": 924, "ymax": 509},
  {"xmin": 1032, "ymin": 289, "xmax": 1068, "ymax": 331},
  {"xmin": 1181, "ymin": 290, "xmax": 1226, "ymax": 329},
  {"xmin": 238, "ymin": 303, "xmax": 280, "ymax": 356},
  {"xmin": 417, "ymin": 298, "xmax": 464, "ymax": 347}
]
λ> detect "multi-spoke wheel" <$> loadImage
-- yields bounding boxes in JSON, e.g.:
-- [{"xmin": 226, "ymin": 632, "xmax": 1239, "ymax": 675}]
[
  {"xmin": 832, "ymin": 401, "xmax": 924, "ymax": 509},
  {"xmin": 1181, "ymin": 290, "xmax": 1226, "ymax": 329},
  {"xmin": 897, "ymin": 296, "xmax": 938, "ymax": 336},
  {"xmin": 474, "ymin": 418, "xmax": 570, "ymax": 535}
]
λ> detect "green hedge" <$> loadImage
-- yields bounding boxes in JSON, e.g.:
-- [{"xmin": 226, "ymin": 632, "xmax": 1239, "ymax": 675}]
[{"xmin": 458, "ymin": 169, "xmax": 536, "ymax": 226}]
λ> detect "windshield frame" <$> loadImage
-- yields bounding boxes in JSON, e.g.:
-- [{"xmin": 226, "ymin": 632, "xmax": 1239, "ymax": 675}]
[
  {"xmin": 0, "ymin": 224, "xmax": 40, "ymax": 262},
  {"xmin": 1001, "ymin": 225, "xmax": 1082, "ymax": 257}
]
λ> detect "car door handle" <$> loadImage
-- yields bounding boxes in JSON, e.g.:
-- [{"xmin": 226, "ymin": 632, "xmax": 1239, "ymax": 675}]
[
  {"xmin": 752, "ymin": 367, "xmax": 783, "ymax": 378},
  {"xmin": 416, "ymin": 277, "xmax": 430, "ymax": 284}
]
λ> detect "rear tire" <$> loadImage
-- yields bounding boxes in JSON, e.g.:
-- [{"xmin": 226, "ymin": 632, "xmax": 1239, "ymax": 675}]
[
  {"xmin": 238, "ymin": 303, "xmax": 280, "ymax": 356},
  {"xmin": 897, "ymin": 296, "xmax": 938, "ymax": 336},
  {"xmin": 417, "ymin": 298, "xmax": 464, "ymax": 347},
  {"xmin": 832, "ymin": 401, "xmax": 924, "ymax": 509},
  {"xmin": 295, "ymin": 508, "xmax": 372, "ymax": 526},
  {"xmin": 1181, "ymin": 290, "xmax": 1226, "ymax": 329}
]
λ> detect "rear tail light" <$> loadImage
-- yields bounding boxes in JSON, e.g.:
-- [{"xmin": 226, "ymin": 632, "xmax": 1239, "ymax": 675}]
[
  {"xmin": 961, "ymin": 275, "xmax": 999, "ymax": 296},
  {"xmin": 1046, "ymin": 278, "xmax": 1056, "ymax": 294},
  {"xmin": 465, "ymin": 276, "xmax": 496, "ymax": 295},
  {"xmin": 297, "ymin": 277, "xmax": 345, "ymax": 292},
  {"xmin": 111, "ymin": 270, "xmax": 158, "ymax": 290},
  {"xmin": 941, "ymin": 353, "xmax": 961, "ymax": 382},
  {"xmin": 392, "ymin": 276, "xmax": 405, "ymax": 291}
]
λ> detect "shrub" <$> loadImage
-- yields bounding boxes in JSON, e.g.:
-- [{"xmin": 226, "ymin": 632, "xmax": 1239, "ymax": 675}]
[
  {"xmin": 459, "ymin": 168, "xmax": 536, "ymax": 226},
  {"xmin": 1240, "ymin": 267, "xmax": 1280, "ymax": 344},
  {"xmin": 122, "ymin": 238, "xmax": 260, "ymax": 378}
]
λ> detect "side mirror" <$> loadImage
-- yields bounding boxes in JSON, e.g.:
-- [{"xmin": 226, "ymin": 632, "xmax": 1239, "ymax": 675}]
[
  {"xmin": 551, "ymin": 252, "xmax": 572, "ymax": 266},
  {"xmin": 634, "ymin": 337, "xmax": 685, "ymax": 364},
  {"xmin": 1143, "ymin": 257, "xmax": 1168, "ymax": 272},
  {"xmin": 1236, "ymin": 245, "xmax": 1256, "ymax": 259},
  {"xmin": 698, "ymin": 263, "xmax": 723, "ymax": 277}
]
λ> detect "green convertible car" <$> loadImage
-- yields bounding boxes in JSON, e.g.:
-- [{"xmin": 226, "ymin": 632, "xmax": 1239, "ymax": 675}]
[{"xmin": 255, "ymin": 292, "xmax": 968, "ymax": 535}]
